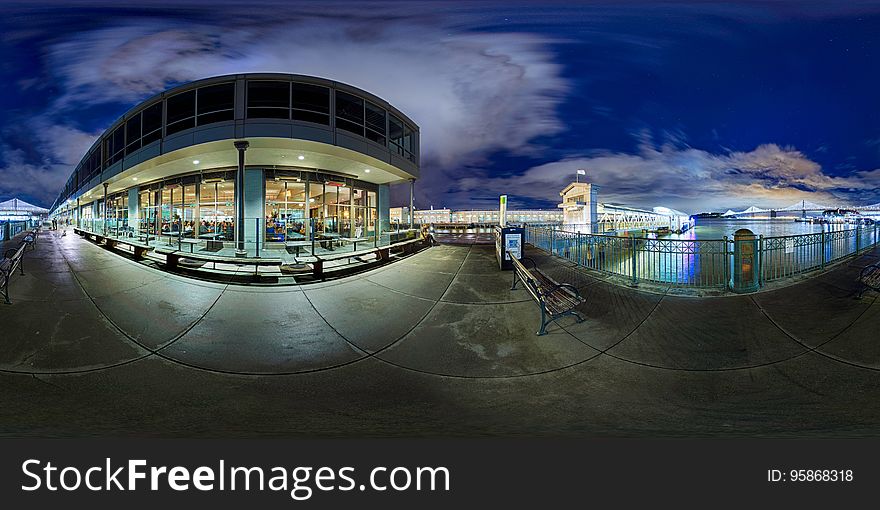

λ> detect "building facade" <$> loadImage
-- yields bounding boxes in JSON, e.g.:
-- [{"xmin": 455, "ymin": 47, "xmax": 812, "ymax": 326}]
[
  {"xmin": 402, "ymin": 208, "xmax": 562, "ymax": 225},
  {"xmin": 49, "ymin": 73, "xmax": 419, "ymax": 254}
]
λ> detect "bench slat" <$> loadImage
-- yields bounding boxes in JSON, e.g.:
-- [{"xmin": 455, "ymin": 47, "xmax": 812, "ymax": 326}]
[{"xmin": 509, "ymin": 249, "xmax": 585, "ymax": 335}]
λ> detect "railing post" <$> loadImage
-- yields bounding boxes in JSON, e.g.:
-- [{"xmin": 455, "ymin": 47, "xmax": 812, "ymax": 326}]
[
  {"xmin": 631, "ymin": 237, "xmax": 637, "ymax": 286},
  {"xmin": 723, "ymin": 236, "xmax": 730, "ymax": 290},
  {"xmin": 820, "ymin": 226, "xmax": 826, "ymax": 269},
  {"xmin": 758, "ymin": 234, "xmax": 764, "ymax": 287},
  {"xmin": 550, "ymin": 227, "xmax": 555, "ymax": 256},
  {"xmin": 856, "ymin": 224, "xmax": 861, "ymax": 254},
  {"xmin": 576, "ymin": 232, "xmax": 582, "ymax": 265}
]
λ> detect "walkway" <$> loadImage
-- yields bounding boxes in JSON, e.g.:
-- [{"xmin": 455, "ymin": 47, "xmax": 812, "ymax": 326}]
[{"xmin": 1, "ymin": 227, "xmax": 879, "ymax": 437}]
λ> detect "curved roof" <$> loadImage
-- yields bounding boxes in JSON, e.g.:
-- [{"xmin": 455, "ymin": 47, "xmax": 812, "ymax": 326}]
[{"xmin": 51, "ymin": 73, "xmax": 420, "ymax": 213}]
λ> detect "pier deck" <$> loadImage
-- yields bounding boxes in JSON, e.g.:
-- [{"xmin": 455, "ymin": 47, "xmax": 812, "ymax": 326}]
[{"xmin": 1, "ymin": 227, "xmax": 879, "ymax": 437}]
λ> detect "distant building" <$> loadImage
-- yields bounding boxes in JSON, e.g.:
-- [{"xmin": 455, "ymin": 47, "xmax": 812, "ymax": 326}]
[{"xmin": 400, "ymin": 207, "xmax": 562, "ymax": 225}]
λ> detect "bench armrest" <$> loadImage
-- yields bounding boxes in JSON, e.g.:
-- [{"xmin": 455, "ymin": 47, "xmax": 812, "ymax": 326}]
[
  {"xmin": 549, "ymin": 282, "xmax": 583, "ymax": 299},
  {"xmin": 860, "ymin": 264, "xmax": 880, "ymax": 279}
]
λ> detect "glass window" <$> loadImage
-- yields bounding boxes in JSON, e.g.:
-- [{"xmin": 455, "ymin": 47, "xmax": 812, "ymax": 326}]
[
  {"xmin": 388, "ymin": 115, "xmax": 415, "ymax": 162},
  {"xmin": 125, "ymin": 113, "xmax": 141, "ymax": 154},
  {"xmin": 265, "ymin": 179, "xmax": 306, "ymax": 242},
  {"xmin": 180, "ymin": 184, "xmax": 197, "ymax": 239},
  {"xmin": 365, "ymin": 101, "xmax": 386, "ymax": 145},
  {"xmin": 247, "ymin": 81, "xmax": 289, "ymax": 119},
  {"xmin": 389, "ymin": 115, "xmax": 404, "ymax": 154},
  {"xmin": 138, "ymin": 189, "xmax": 156, "ymax": 237},
  {"xmin": 105, "ymin": 125, "xmax": 125, "ymax": 166},
  {"xmin": 197, "ymin": 83, "xmax": 235, "ymax": 125},
  {"xmin": 198, "ymin": 181, "xmax": 235, "ymax": 242},
  {"xmin": 142, "ymin": 102, "xmax": 163, "ymax": 145},
  {"xmin": 166, "ymin": 90, "xmax": 196, "ymax": 135},
  {"xmin": 335, "ymin": 91, "xmax": 364, "ymax": 136},
  {"xmin": 292, "ymin": 83, "xmax": 330, "ymax": 124}
]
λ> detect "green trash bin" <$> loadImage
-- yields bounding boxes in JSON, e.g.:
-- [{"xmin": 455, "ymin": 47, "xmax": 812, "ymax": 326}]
[{"xmin": 733, "ymin": 228, "xmax": 759, "ymax": 293}]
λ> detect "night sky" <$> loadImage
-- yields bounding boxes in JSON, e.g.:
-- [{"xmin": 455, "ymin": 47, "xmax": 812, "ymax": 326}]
[{"xmin": 1, "ymin": 0, "xmax": 878, "ymax": 213}]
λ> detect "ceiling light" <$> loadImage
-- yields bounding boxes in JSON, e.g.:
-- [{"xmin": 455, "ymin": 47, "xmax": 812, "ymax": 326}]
[
  {"xmin": 192, "ymin": 160, "xmax": 200, "ymax": 165},
  {"xmin": 297, "ymin": 155, "xmax": 305, "ymax": 160},
  {"xmin": 132, "ymin": 177, "xmax": 138, "ymax": 181},
  {"xmin": 364, "ymin": 169, "xmax": 371, "ymax": 173}
]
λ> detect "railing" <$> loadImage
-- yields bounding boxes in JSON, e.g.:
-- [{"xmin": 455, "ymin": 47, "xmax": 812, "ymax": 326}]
[
  {"xmin": 74, "ymin": 216, "xmax": 421, "ymax": 258},
  {"xmin": 1, "ymin": 220, "xmax": 34, "ymax": 242},
  {"xmin": 526, "ymin": 223, "xmax": 880, "ymax": 290},
  {"xmin": 759, "ymin": 226, "xmax": 880, "ymax": 283}
]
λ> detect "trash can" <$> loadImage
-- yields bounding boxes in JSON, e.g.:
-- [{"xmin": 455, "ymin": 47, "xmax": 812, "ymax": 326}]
[
  {"xmin": 733, "ymin": 228, "xmax": 759, "ymax": 293},
  {"xmin": 495, "ymin": 226, "xmax": 524, "ymax": 270}
]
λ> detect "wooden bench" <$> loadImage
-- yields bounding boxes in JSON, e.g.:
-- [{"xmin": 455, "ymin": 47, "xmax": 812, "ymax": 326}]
[
  {"xmin": 311, "ymin": 247, "xmax": 381, "ymax": 280},
  {"xmin": 509, "ymin": 250, "xmax": 586, "ymax": 335},
  {"xmin": 105, "ymin": 237, "xmax": 154, "ymax": 260},
  {"xmin": 22, "ymin": 230, "xmax": 37, "ymax": 252},
  {"xmin": 1, "ymin": 240, "xmax": 28, "ymax": 304},
  {"xmin": 377, "ymin": 237, "xmax": 424, "ymax": 261},
  {"xmin": 155, "ymin": 247, "xmax": 282, "ymax": 280},
  {"xmin": 857, "ymin": 263, "xmax": 880, "ymax": 299}
]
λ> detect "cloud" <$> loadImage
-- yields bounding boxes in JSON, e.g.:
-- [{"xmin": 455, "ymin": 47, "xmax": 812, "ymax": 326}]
[
  {"xmin": 453, "ymin": 142, "xmax": 880, "ymax": 213},
  {"xmin": 0, "ymin": 146, "xmax": 70, "ymax": 206},
  {"xmin": 45, "ymin": 14, "xmax": 569, "ymax": 170},
  {"xmin": 0, "ymin": 121, "xmax": 100, "ymax": 206}
]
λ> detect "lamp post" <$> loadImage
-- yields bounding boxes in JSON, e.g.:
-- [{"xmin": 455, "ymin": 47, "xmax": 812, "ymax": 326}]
[{"xmin": 234, "ymin": 140, "xmax": 249, "ymax": 257}]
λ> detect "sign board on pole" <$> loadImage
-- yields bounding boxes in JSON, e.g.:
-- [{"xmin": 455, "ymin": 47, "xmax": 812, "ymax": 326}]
[
  {"xmin": 505, "ymin": 233, "xmax": 521, "ymax": 261},
  {"xmin": 499, "ymin": 195, "xmax": 508, "ymax": 227}
]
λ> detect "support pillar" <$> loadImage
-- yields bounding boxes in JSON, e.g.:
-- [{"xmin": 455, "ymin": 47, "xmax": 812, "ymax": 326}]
[
  {"xmin": 234, "ymin": 140, "xmax": 249, "ymax": 257},
  {"xmin": 409, "ymin": 179, "xmax": 415, "ymax": 229},
  {"xmin": 377, "ymin": 184, "xmax": 391, "ymax": 237},
  {"xmin": 102, "ymin": 182, "xmax": 109, "ymax": 235}
]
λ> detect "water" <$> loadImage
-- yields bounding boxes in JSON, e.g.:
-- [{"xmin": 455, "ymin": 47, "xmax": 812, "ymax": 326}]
[{"xmin": 676, "ymin": 218, "xmax": 854, "ymax": 240}]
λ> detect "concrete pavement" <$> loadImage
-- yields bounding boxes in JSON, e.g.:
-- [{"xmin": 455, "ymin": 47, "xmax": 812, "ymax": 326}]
[{"xmin": 1, "ymin": 227, "xmax": 879, "ymax": 437}]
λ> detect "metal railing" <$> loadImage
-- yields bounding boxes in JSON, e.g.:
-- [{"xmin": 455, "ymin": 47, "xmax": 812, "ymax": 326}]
[
  {"xmin": 1, "ymin": 220, "xmax": 36, "ymax": 242},
  {"xmin": 526, "ymin": 224, "xmax": 880, "ymax": 290}
]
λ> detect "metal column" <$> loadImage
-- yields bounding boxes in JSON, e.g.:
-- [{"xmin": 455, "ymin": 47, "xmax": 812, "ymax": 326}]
[{"xmin": 234, "ymin": 140, "xmax": 249, "ymax": 257}]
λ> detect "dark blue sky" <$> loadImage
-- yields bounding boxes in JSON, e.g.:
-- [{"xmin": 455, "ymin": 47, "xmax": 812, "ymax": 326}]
[{"xmin": 1, "ymin": 1, "xmax": 878, "ymax": 212}]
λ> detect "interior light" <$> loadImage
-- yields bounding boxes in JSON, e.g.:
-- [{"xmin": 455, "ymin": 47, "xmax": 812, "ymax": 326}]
[
  {"xmin": 193, "ymin": 160, "xmax": 200, "ymax": 165},
  {"xmin": 364, "ymin": 169, "xmax": 371, "ymax": 173},
  {"xmin": 309, "ymin": 198, "xmax": 315, "ymax": 202},
  {"xmin": 298, "ymin": 155, "xmax": 305, "ymax": 160},
  {"xmin": 132, "ymin": 177, "xmax": 138, "ymax": 181}
]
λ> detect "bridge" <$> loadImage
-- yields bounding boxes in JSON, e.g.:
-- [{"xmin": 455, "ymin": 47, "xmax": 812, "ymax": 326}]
[{"xmin": 722, "ymin": 200, "xmax": 880, "ymax": 219}]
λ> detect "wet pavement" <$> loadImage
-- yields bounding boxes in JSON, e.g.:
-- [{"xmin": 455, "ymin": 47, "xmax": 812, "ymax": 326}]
[{"xmin": 1, "ymin": 227, "xmax": 879, "ymax": 437}]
